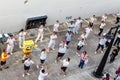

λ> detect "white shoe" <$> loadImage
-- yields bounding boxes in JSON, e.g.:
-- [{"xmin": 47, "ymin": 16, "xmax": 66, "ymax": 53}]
[
  {"xmin": 37, "ymin": 65, "xmax": 39, "ymax": 69},
  {"xmin": 76, "ymin": 52, "xmax": 80, "ymax": 56},
  {"xmin": 11, "ymin": 53, "xmax": 13, "ymax": 55},
  {"xmin": 27, "ymin": 73, "xmax": 30, "ymax": 75},
  {"xmin": 94, "ymin": 51, "xmax": 97, "ymax": 54},
  {"xmin": 22, "ymin": 74, "xmax": 25, "ymax": 77},
  {"xmin": 101, "ymin": 51, "xmax": 104, "ymax": 53}
]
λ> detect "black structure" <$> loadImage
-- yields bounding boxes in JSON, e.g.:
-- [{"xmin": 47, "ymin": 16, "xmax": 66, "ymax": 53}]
[
  {"xmin": 25, "ymin": 15, "xmax": 47, "ymax": 30},
  {"xmin": 93, "ymin": 25, "xmax": 120, "ymax": 78}
]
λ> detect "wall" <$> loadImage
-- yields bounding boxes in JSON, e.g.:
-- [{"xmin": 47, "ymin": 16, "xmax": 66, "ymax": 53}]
[{"xmin": 0, "ymin": 0, "xmax": 120, "ymax": 33}]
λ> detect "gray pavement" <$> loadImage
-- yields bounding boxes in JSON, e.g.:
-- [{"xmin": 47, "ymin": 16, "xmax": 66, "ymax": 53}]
[{"xmin": 0, "ymin": 14, "xmax": 120, "ymax": 80}]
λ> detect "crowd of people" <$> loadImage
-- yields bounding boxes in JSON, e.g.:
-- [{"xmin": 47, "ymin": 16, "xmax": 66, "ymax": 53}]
[{"xmin": 0, "ymin": 12, "xmax": 120, "ymax": 80}]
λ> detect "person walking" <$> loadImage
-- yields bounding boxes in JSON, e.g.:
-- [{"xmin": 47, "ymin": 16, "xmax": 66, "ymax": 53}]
[
  {"xmin": 38, "ymin": 66, "xmax": 50, "ymax": 80},
  {"xmin": 23, "ymin": 57, "xmax": 34, "ymax": 77},
  {"xmin": 110, "ymin": 46, "xmax": 120, "ymax": 63},
  {"xmin": 76, "ymin": 38, "xmax": 85, "ymax": 56},
  {"xmin": 85, "ymin": 26, "xmax": 93, "ymax": 38},
  {"xmin": 115, "ymin": 66, "xmax": 120, "ymax": 80},
  {"xmin": 65, "ymin": 31, "xmax": 72, "ymax": 45},
  {"xmin": 48, "ymin": 31, "xmax": 57, "ymax": 51},
  {"xmin": 55, "ymin": 40, "xmax": 68, "ymax": 63},
  {"xmin": 115, "ymin": 12, "xmax": 120, "ymax": 24},
  {"xmin": 53, "ymin": 20, "xmax": 60, "ymax": 33},
  {"xmin": 6, "ymin": 34, "xmax": 16, "ymax": 55},
  {"xmin": 101, "ymin": 13, "xmax": 107, "ymax": 22},
  {"xmin": 60, "ymin": 57, "xmax": 70, "ymax": 76},
  {"xmin": 18, "ymin": 29, "xmax": 27, "ymax": 48},
  {"xmin": 67, "ymin": 21, "xmax": 75, "ymax": 33},
  {"xmin": 98, "ymin": 21, "xmax": 106, "ymax": 36},
  {"xmin": 95, "ymin": 36, "xmax": 107, "ymax": 54},
  {"xmin": 35, "ymin": 25, "xmax": 46, "ymax": 43},
  {"xmin": 90, "ymin": 15, "xmax": 97, "ymax": 28},
  {"xmin": 37, "ymin": 48, "xmax": 48, "ymax": 68},
  {"xmin": 78, "ymin": 51, "xmax": 88, "ymax": 69},
  {"xmin": 0, "ymin": 49, "xmax": 8, "ymax": 70}
]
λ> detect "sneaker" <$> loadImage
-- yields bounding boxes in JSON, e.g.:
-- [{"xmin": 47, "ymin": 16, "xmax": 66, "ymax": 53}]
[
  {"xmin": 76, "ymin": 52, "xmax": 80, "ymax": 56},
  {"xmin": 27, "ymin": 73, "xmax": 30, "ymax": 75},
  {"xmin": 37, "ymin": 65, "xmax": 39, "ymax": 69},
  {"xmin": 94, "ymin": 51, "xmax": 97, "ymax": 54},
  {"xmin": 22, "ymin": 74, "xmax": 25, "ymax": 77},
  {"xmin": 101, "ymin": 51, "xmax": 104, "ymax": 54}
]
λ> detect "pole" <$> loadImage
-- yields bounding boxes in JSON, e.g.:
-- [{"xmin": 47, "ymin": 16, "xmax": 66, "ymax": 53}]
[{"xmin": 93, "ymin": 25, "xmax": 119, "ymax": 78}]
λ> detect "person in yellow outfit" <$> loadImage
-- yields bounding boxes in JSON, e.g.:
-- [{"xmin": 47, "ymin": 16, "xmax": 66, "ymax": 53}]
[{"xmin": 0, "ymin": 49, "xmax": 8, "ymax": 70}]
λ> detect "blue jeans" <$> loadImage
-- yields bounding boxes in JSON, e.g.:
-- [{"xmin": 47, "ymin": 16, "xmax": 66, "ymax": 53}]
[{"xmin": 78, "ymin": 60, "xmax": 85, "ymax": 69}]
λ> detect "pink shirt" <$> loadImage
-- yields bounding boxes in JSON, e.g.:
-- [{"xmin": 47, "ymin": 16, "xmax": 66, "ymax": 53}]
[{"xmin": 81, "ymin": 53, "xmax": 88, "ymax": 61}]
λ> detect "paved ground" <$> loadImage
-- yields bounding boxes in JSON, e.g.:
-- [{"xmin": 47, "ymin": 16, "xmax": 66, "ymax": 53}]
[{"xmin": 0, "ymin": 14, "xmax": 120, "ymax": 80}]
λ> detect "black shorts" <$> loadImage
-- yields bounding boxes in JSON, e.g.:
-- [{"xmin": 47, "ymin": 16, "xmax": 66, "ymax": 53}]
[
  {"xmin": 57, "ymin": 52, "xmax": 65, "ymax": 58},
  {"xmin": 24, "ymin": 65, "xmax": 30, "ymax": 70},
  {"xmin": 40, "ymin": 59, "xmax": 45, "ymax": 64},
  {"xmin": 77, "ymin": 46, "xmax": 83, "ymax": 50},
  {"xmin": 1, "ymin": 61, "xmax": 6, "ymax": 65},
  {"xmin": 61, "ymin": 67, "xmax": 67, "ymax": 72}
]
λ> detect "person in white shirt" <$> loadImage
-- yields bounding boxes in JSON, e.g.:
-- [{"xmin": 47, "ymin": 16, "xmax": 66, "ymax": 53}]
[
  {"xmin": 85, "ymin": 26, "xmax": 93, "ymax": 38},
  {"xmin": 35, "ymin": 25, "xmax": 46, "ymax": 43},
  {"xmin": 115, "ymin": 12, "xmax": 120, "ymax": 24},
  {"xmin": 76, "ymin": 38, "xmax": 85, "ymax": 56},
  {"xmin": 60, "ymin": 57, "xmax": 70, "ymax": 75},
  {"xmin": 48, "ymin": 32, "xmax": 57, "ymax": 51},
  {"xmin": 56, "ymin": 40, "xmax": 68, "ymax": 62},
  {"xmin": 18, "ymin": 29, "xmax": 27, "ymax": 48},
  {"xmin": 101, "ymin": 13, "xmax": 107, "ymax": 22},
  {"xmin": 6, "ymin": 35, "xmax": 16, "ymax": 55},
  {"xmin": 37, "ymin": 48, "xmax": 48, "ymax": 68},
  {"xmin": 90, "ymin": 15, "xmax": 97, "ymax": 28},
  {"xmin": 95, "ymin": 36, "xmax": 107, "ymax": 54},
  {"xmin": 53, "ymin": 20, "xmax": 60, "ymax": 32},
  {"xmin": 98, "ymin": 21, "xmax": 106, "ymax": 36},
  {"xmin": 67, "ymin": 21, "xmax": 75, "ymax": 33},
  {"xmin": 23, "ymin": 57, "xmax": 34, "ymax": 77},
  {"xmin": 74, "ymin": 17, "xmax": 83, "ymax": 34},
  {"xmin": 38, "ymin": 66, "xmax": 50, "ymax": 80},
  {"xmin": 79, "ymin": 32, "xmax": 87, "ymax": 41}
]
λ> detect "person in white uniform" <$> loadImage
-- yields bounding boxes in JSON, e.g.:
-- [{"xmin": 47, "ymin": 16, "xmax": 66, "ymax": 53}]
[
  {"xmin": 18, "ymin": 29, "xmax": 27, "ymax": 48},
  {"xmin": 35, "ymin": 25, "xmax": 46, "ymax": 43},
  {"xmin": 6, "ymin": 35, "xmax": 16, "ymax": 55},
  {"xmin": 48, "ymin": 32, "xmax": 57, "ymax": 51},
  {"xmin": 85, "ymin": 27, "xmax": 93, "ymax": 38},
  {"xmin": 74, "ymin": 17, "xmax": 83, "ymax": 34},
  {"xmin": 53, "ymin": 20, "xmax": 60, "ymax": 32},
  {"xmin": 38, "ymin": 66, "xmax": 50, "ymax": 80},
  {"xmin": 101, "ymin": 13, "xmax": 107, "ymax": 22}
]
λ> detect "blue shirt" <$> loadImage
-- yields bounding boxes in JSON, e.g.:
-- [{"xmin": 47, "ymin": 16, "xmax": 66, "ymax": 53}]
[{"xmin": 66, "ymin": 33, "xmax": 72, "ymax": 41}]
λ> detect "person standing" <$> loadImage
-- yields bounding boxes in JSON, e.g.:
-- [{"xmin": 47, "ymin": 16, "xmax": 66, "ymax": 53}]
[
  {"xmin": 101, "ymin": 13, "xmax": 107, "ymax": 22},
  {"xmin": 0, "ymin": 49, "xmax": 8, "ymax": 70},
  {"xmin": 98, "ymin": 21, "xmax": 106, "ymax": 36},
  {"xmin": 60, "ymin": 57, "xmax": 70, "ymax": 76},
  {"xmin": 74, "ymin": 17, "xmax": 83, "ymax": 34},
  {"xmin": 35, "ymin": 25, "xmax": 46, "ymax": 43},
  {"xmin": 18, "ymin": 29, "xmax": 27, "ymax": 48},
  {"xmin": 48, "ymin": 32, "xmax": 57, "ymax": 51},
  {"xmin": 6, "ymin": 35, "xmax": 16, "ymax": 55},
  {"xmin": 95, "ymin": 36, "xmax": 107, "ymax": 54},
  {"xmin": 115, "ymin": 12, "xmax": 120, "ymax": 24},
  {"xmin": 90, "ymin": 15, "xmax": 97, "ymax": 28},
  {"xmin": 65, "ymin": 31, "xmax": 72, "ymax": 45},
  {"xmin": 67, "ymin": 21, "xmax": 75, "ymax": 33},
  {"xmin": 37, "ymin": 48, "xmax": 48, "ymax": 68},
  {"xmin": 85, "ymin": 26, "xmax": 93, "ymax": 38},
  {"xmin": 53, "ymin": 20, "xmax": 60, "ymax": 33},
  {"xmin": 76, "ymin": 38, "xmax": 85, "ymax": 56},
  {"xmin": 79, "ymin": 32, "xmax": 87, "ymax": 41},
  {"xmin": 38, "ymin": 66, "xmax": 50, "ymax": 80},
  {"xmin": 78, "ymin": 51, "xmax": 88, "ymax": 69},
  {"xmin": 56, "ymin": 40, "xmax": 68, "ymax": 62},
  {"xmin": 110, "ymin": 46, "xmax": 120, "ymax": 63},
  {"xmin": 23, "ymin": 57, "xmax": 34, "ymax": 77}
]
